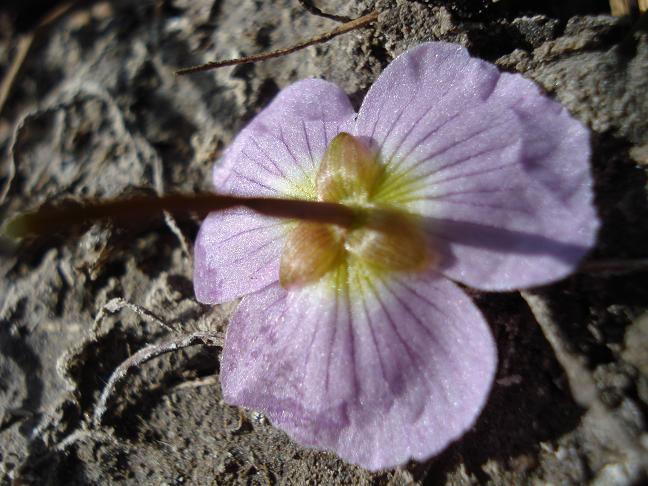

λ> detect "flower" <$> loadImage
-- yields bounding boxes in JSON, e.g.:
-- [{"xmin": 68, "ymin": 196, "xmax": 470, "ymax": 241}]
[{"xmin": 193, "ymin": 42, "xmax": 598, "ymax": 470}]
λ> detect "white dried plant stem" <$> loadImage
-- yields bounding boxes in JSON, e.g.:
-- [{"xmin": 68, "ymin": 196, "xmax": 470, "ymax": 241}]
[
  {"xmin": 93, "ymin": 297, "xmax": 178, "ymax": 336},
  {"xmin": 93, "ymin": 331, "xmax": 223, "ymax": 426}
]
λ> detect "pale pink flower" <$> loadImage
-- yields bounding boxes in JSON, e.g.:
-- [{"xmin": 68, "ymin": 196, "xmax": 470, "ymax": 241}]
[{"xmin": 193, "ymin": 42, "xmax": 598, "ymax": 470}]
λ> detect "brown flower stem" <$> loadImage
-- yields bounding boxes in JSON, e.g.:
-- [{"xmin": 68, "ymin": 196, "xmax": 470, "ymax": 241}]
[
  {"xmin": 175, "ymin": 10, "xmax": 379, "ymax": 75},
  {"xmin": 3, "ymin": 192, "xmax": 360, "ymax": 239}
]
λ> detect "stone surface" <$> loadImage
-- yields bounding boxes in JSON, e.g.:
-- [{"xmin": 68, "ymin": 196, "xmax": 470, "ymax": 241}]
[{"xmin": 0, "ymin": 0, "xmax": 647, "ymax": 484}]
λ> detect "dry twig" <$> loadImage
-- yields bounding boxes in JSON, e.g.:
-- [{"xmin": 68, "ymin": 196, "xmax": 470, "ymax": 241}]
[
  {"xmin": 171, "ymin": 374, "xmax": 219, "ymax": 391},
  {"xmin": 0, "ymin": 0, "xmax": 80, "ymax": 115},
  {"xmin": 149, "ymin": 132, "xmax": 192, "ymax": 258},
  {"xmin": 0, "ymin": 36, "xmax": 34, "ymax": 116},
  {"xmin": 92, "ymin": 297, "xmax": 178, "ymax": 336},
  {"xmin": 93, "ymin": 331, "xmax": 223, "ymax": 425},
  {"xmin": 297, "ymin": 0, "xmax": 352, "ymax": 23},
  {"xmin": 175, "ymin": 10, "xmax": 380, "ymax": 75},
  {"xmin": 579, "ymin": 258, "xmax": 648, "ymax": 275},
  {"xmin": 521, "ymin": 292, "xmax": 647, "ymax": 482},
  {"xmin": 610, "ymin": 0, "xmax": 647, "ymax": 15}
]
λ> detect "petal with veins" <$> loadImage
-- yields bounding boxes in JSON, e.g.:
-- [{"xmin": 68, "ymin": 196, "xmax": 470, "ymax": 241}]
[
  {"xmin": 214, "ymin": 79, "xmax": 355, "ymax": 198},
  {"xmin": 354, "ymin": 42, "xmax": 500, "ymax": 166},
  {"xmin": 356, "ymin": 42, "xmax": 598, "ymax": 290},
  {"xmin": 194, "ymin": 209, "xmax": 285, "ymax": 304},
  {"xmin": 221, "ymin": 268, "xmax": 496, "ymax": 471}
]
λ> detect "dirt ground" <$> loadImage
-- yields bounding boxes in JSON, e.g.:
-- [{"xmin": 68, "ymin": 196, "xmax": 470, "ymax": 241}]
[{"xmin": 0, "ymin": 0, "xmax": 647, "ymax": 484}]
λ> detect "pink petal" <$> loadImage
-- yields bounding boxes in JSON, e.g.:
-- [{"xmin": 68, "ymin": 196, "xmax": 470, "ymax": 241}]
[
  {"xmin": 221, "ymin": 271, "xmax": 496, "ymax": 470},
  {"xmin": 354, "ymin": 42, "xmax": 500, "ymax": 164},
  {"xmin": 196, "ymin": 79, "xmax": 355, "ymax": 303},
  {"xmin": 193, "ymin": 209, "xmax": 284, "ymax": 304},
  {"xmin": 213, "ymin": 79, "xmax": 355, "ymax": 196},
  {"xmin": 355, "ymin": 42, "xmax": 598, "ymax": 290}
]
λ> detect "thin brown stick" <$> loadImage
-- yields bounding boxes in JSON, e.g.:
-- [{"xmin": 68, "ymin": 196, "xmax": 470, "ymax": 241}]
[
  {"xmin": 0, "ymin": 35, "xmax": 34, "ymax": 115},
  {"xmin": 297, "ymin": 0, "xmax": 352, "ymax": 23},
  {"xmin": 172, "ymin": 374, "xmax": 219, "ymax": 391},
  {"xmin": 612, "ymin": 0, "xmax": 648, "ymax": 14},
  {"xmin": 175, "ymin": 10, "xmax": 379, "ymax": 75},
  {"xmin": 36, "ymin": 0, "xmax": 81, "ymax": 29},
  {"xmin": 0, "ymin": 0, "xmax": 80, "ymax": 116},
  {"xmin": 610, "ymin": 0, "xmax": 638, "ymax": 15},
  {"xmin": 579, "ymin": 258, "xmax": 648, "ymax": 275}
]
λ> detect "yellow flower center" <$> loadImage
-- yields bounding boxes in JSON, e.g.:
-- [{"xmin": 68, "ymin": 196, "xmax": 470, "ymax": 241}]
[{"xmin": 279, "ymin": 132, "xmax": 436, "ymax": 289}]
